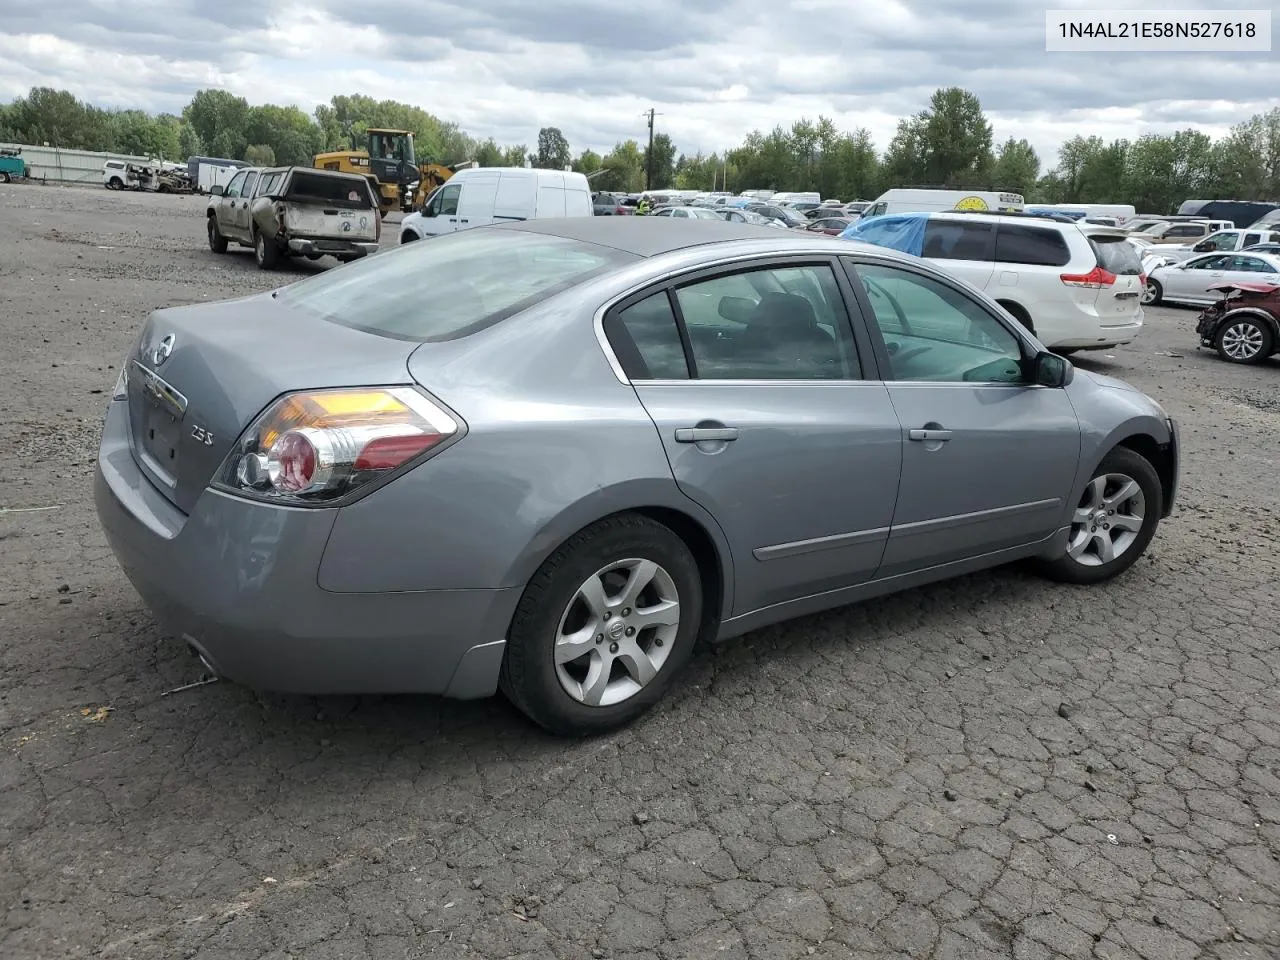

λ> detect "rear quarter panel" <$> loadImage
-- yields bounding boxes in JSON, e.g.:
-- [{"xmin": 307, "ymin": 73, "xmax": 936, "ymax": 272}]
[{"xmin": 316, "ymin": 281, "xmax": 734, "ymax": 603}]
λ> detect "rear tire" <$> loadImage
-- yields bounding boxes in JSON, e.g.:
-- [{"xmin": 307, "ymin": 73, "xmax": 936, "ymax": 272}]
[
  {"xmin": 1215, "ymin": 316, "xmax": 1273, "ymax": 364},
  {"xmin": 500, "ymin": 513, "xmax": 703, "ymax": 737},
  {"xmin": 0, "ymin": 172, "xmax": 10, "ymax": 184},
  {"xmin": 207, "ymin": 216, "xmax": 228, "ymax": 254},
  {"xmin": 254, "ymin": 229, "xmax": 280, "ymax": 270},
  {"xmin": 1034, "ymin": 447, "xmax": 1162, "ymax": 586}
]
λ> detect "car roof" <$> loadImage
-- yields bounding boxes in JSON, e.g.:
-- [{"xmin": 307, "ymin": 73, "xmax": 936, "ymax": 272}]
[{"xmin": 489, "ymin": 216, "xmax": 795, "ymax": 257}]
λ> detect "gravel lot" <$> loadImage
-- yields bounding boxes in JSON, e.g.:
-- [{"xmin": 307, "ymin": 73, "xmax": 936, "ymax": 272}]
[{"xmin": 2, "ymin": 183, "xmax": 1279, "ymax": 960}]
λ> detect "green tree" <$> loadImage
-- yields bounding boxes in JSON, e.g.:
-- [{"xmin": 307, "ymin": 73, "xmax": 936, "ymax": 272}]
[
  {"xmin": 917, "ymin": 87, "xmax": 994, "ymax": 186},
  {"xmin": 882, "ymin": 117, "xmax": 928, "ymax": 187},
  {"xmin": 599, "ymin": 139, "xmax": 644, "ymax": 192},
  {"xmin": 642, "ymin": 132, "xmax": 676, "ymax": 189},
  {"xmin": 244, "ymin": 144, "xmax": 276, "ymax": 165},
  {"xmin": 1124, "ymin": 131, "xmax": 1214, "ymax": 214},
  {"xmin": 473, "ymin": 138, "xmax": 505, "ymax": 167},
  {"xmin": 992, "ymin": 137, "xmax": 1040, "ymax": 196},
  {"xmin": 244, "ymin": 104, "xmax": 322, "ymax": 165},
  {"xmin": 183, "ymin": 89, "xmax": 250, "ymax": 159},
  {"xmin": 573, "ymin": 148, "xmax": 603, "ymax": 176},
  {"xmin": 535, "ymin": 127, "xmax": 571, "ymax": 169},
  {"xmin": 501, "ymin": 144, "xmax": 528, "ymax": 166}
]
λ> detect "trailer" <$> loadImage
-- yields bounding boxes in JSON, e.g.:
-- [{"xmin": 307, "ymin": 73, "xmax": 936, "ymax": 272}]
[{"xmin": 186, "ymin": 156, "xmax": 247, "ymax": 195}]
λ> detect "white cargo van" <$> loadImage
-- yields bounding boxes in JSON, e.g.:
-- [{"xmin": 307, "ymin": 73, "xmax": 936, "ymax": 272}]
[
  {"xmin": 399, "ymin": 167, "xmax": 592, "ymax": 241},
  {"xmin": 860, "ymin": 188, "xmax": 1025, "ymax": 218}
]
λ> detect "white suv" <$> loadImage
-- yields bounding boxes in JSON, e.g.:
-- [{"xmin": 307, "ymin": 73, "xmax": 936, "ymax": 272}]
[{"xmin": 853, "ymin": 212, "xmax": 1145, "ymax": 352}]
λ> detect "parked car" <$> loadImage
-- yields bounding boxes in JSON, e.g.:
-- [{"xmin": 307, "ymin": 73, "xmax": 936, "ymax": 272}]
[
  {"xmin": 95, "ymin": 217, "xmax": 1179, "ymax": 736},
  {"xmin": 593, "ymin": 192, "xmax": 634, "ymax": 216},
  {"xmin": 716, "ymin": 208, "xmax": 789, "ymax": 228},
  {"xmin": 802, "ymin": 216, "xmax": 854, "ymax": 236},
  {"xmin": 842, "ymin": 211, "xmax": 1146, "ymax": 352},
  {"xmin": 1157, "ymin": 228, "xmax": 1280, "ymax": 263},
  {"xmin": 207, "ymin": 166, "xmax": 381, "ymax": 270},
  {"xmin": 401, "ymin": 168, "xmax": 592, "ymax": 241},
  {"xmin": 1144, "ymin": 251, "xmax": 1280, "ymax": 307},
  {"xmin": 651, "ymin": 205, "xmax": 723, "ymax": 220},
  {"xmin": 1194, "ymin": 282, "xmax": 1280, "ymax": 364},
  {"xmin": 1245, "ymin": 243, "xmax": 1280, "ymax": 255},
  {"xmin": 102, "ymin": 159, "xmax": 129, "ymax": 190},
  {"xmin": 1138, "ymin": 220, "xmax": 1234, "ymax": 244},
  {"xmin": 742, "ymin": 202, "xmax": 807, "ymax": 227}
]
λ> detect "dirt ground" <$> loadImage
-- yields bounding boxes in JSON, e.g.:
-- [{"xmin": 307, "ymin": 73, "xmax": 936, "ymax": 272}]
[{"xmin": 2, "ymin": 183, "xmax": 1279, "ymax": 960}]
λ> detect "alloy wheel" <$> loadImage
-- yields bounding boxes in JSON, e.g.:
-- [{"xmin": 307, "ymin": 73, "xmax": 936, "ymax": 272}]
[
  {"xmin": 553, "ymin": 558, "xmax": 681, "ymax": 707},
  {"xmin": 1220, "ymin": 321, "xmax": 1265, "ymax": 361},
  {"xmin": 1066, "ymin": 473, "xmax": 1146, "ymax": 567}
]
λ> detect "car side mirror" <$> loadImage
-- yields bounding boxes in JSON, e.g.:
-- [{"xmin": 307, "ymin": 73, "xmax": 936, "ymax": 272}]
[
  {"xmin": 1193, "ymin": 241, "xmax": 1211, "ymax": 252},
  {"xmin": 209, "ymin": 185, "xmax": 224, "ymax": 196},
  {"xmin": 1035, "ymin": 351, "xmax": 1074, "ymax": 387},
  {"xmin": 718, "ymin": 296, "xmax": 755, "ymax": 324}
]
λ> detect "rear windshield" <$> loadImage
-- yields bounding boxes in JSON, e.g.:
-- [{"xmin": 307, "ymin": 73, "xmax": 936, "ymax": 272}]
[
  {"xmin": 284, "ymin": 171, "xmax": 375, "ymax": 209},
  {"xmin": 1089, "ymin": 235, "xmax": 1144, "ymax": 275},
  {"xmin": 275, "ymin": 228, "xmax": 639, "ymax": 341}
]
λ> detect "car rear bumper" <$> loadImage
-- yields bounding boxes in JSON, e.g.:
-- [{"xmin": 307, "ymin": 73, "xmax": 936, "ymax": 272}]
[
  {"xmin": 93, "ymin": 400, "xmax": 518, "ymax": 698},
  {"xmin": 286, "ymin": 238, "xmax": 379, "ymax": 258},
  {"xmin": 1048, "ymin": 318, "xmax": 1143, "ymax": 350}
]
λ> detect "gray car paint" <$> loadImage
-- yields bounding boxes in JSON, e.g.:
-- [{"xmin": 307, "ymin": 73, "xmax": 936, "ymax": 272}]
[{"xmin": 95, "ymin": 220, "xmax": 1178, "ymax": 699}]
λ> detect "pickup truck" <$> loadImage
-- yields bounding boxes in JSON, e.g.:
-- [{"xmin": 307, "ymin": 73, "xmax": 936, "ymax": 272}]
[
  {"xmin": 206, "ymin": 166, "xmax": 380, "ymax": 270},
  {"xmin": 1159, "ymin": 227, "xmax": 1280, "ymax": 263}
]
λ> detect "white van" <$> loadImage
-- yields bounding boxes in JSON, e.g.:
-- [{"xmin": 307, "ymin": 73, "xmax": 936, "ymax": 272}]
[
  {"xmin": 771, "ymin": 191, "xmax": 821, "ymax": 205},
  {"xmin": 861, "ymin": 188, "xmax": 1025, "ymax": 218},
  {"xmin": 399, "ymin": 167, "xmax": 592, "ymax": 241}
]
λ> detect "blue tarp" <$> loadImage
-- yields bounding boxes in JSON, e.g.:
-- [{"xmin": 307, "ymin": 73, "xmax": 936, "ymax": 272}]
[
  {"xmin": 1028, "ymin": 207, "xmax": 1085, "ymax": 220},
  {"xmin": 837, "ymin": 213, "xmax": 929, "ymax": 256}
]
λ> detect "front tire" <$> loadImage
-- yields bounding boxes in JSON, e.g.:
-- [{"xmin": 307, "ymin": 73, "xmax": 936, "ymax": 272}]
[
  {"xmin": 1035, "ymin": 447, "xmax": 1162, "ymax": 585},
  {"xmin": 500, "ymin": 513, "xmax": 703, "ymax": 736},
  {"xmin": 207, "ymin": 216, "xmax": 228, "ymax": 254},
  {"xmin": 1215, "ymin": 316, "xmax": 1272, "ymax": 364},
  {"xmin": 1143, "ymin": 279, "xmax": 1163, "ymax": 306}
]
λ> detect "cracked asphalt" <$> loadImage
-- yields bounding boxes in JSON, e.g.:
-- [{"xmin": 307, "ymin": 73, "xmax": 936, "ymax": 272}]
[{"xmin": 2, "ymin": 183, "xmax": 1280, "ymax": 960}]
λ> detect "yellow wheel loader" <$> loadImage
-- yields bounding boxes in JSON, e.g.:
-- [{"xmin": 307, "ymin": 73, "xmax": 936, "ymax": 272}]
[{"xmin": 314, "ymin": 128, "xmax": 470, "ymax": 217}]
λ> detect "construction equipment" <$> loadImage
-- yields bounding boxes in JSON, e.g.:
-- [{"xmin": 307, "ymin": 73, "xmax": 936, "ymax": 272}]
[
  {"xmin": 314, "ymin": 128, "xmax": 471, "ymax": 216},
  {"xmin": 0, "ymin": 147, "xmax": 27, "ymax": 183}
]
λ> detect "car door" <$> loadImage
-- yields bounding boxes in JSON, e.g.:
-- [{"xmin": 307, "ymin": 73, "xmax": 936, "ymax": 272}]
[
  {"xmin": 217, "ymin": 171, "xmax": 248, "ymax": 239},
  {"xmin": 455, "ymin": 173, "xmax": 499, "ymax": 230},
  {"xmin": 1168, "ymin": 254, "xmax": 1231, "ymax": 302},
  {"xmin": 921, "ymin": 217, "xmax": 997, "ymax": 291},
  {"xmin": 1226, "ymin": 255, "xmax": 1280, "ymax": 284},
  {"xmin": 601, "ymin": 258, "xmax": 902, "ymax": 614},
  {"xmin": 231, "ymin": 170, "xmax": 259, "ymax": 236},
  {"xmin": 842, "ymin": 257, "xmax": 1081, "ymax": 577}
]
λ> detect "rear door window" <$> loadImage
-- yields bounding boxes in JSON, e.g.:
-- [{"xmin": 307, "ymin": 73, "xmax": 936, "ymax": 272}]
[
  {"xmin": 994, "ymin": 224, "xmax": 1070, "ymax": 266},
  {"xmin": 922, "ymin": 220, "xmax": 994, "ymax": 260},
  {"xmin": 241, "ymin": 171, "xmax": 259, "ymax": 197},
  {"xmin": 604, "ymin": 292, "xmax": 690, "ymax": 380}
]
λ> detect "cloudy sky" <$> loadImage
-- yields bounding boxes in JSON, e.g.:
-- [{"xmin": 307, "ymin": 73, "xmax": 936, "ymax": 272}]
[{"xmin": 1, "ymin": 0, "xmax": 1277, "ymax": 168}]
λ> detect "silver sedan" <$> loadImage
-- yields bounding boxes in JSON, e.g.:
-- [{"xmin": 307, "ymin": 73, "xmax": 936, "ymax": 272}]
[
  {"xmin": 96, "ymin": 218, "xmax": 1179, "ymax": 735},
  {"xmin": 1145, "ymin": 251, "xmax": 1280, "ymax": 306}
]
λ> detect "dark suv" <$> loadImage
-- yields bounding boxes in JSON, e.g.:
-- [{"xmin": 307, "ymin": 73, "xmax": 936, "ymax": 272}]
[
  {"xmin": 1195, "ymin": 281, "xmax": 1280, "ymax": 365},
  {"xmin": 593, "ymin": 192, "xmax": 634, "ymax": 216}
]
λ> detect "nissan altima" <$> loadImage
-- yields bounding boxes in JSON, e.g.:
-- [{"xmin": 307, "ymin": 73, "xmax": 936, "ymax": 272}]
[{"xmin": 96, "ymin": 218, "xmax": 1179, "ymax": 736}]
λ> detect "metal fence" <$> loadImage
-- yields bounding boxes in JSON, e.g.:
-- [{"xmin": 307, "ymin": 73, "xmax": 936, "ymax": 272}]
[{"xmin": 0, "ymin": 142, "xmax": 158, "ymax": 186}]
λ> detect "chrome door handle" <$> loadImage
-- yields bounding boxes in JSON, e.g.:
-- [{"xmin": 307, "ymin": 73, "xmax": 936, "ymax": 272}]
[
  {"xmin": 909, "ymin": 428, "xmax": 953, "ymax": 442},
  {"xmin": 675, "ymin": 427, "xmax": 738, "ymax": 443}
]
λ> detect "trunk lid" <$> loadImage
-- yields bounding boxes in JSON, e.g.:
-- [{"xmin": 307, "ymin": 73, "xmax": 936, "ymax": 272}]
[
  {"xmin": 1087, "ymin": 233, "xmax": 1144, "ymax": 320},
  {"xmin": 277, "ymin": 170, "xmax": 379, "ymax": 240},
  {"xmin": 124, "ymin": 292, "xmax": 417, "ymax": 514}
]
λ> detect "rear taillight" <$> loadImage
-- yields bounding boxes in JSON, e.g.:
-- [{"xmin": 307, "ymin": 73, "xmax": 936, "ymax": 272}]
[
  {"xmin": 1060, "ymin": 266, "xmax": 1117, "ymax": 288},
  {"xmin": 214, "ymin": 387, "xmax": 459, "ymax": 505},
  {"xmin": 1138, "ymin": 272, "xmax": 1147, "ymax": 286}
]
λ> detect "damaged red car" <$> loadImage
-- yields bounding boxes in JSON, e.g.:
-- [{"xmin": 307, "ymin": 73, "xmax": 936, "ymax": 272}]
[{"xmin": 1195, "ymin": 282, "xmax": 1280, "ymax": 365}]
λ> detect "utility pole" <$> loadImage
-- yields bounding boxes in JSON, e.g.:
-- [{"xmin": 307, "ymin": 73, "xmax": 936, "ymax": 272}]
[{"xmin": 642, "ymin": 107, "xmax": 662, "ymax": 191}]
